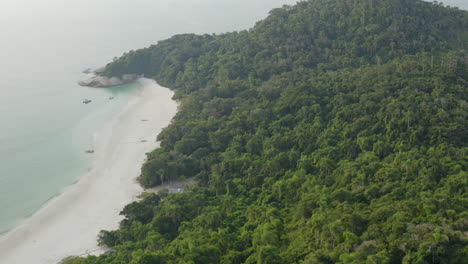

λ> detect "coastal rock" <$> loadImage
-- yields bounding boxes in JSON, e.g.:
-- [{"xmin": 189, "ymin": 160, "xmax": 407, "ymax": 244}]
[
  {"xmin": 93, "ymin": 67, "xmax": 106, "ymax": 74},
  {"xmin": 78, "ymin": 74, "xmax": 141, "ymax": 88}
]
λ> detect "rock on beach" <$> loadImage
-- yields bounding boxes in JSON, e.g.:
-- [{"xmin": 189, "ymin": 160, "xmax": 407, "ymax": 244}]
[{"xmin": 79, "ymin": 73, "xmax": 141, "ymax": 88}]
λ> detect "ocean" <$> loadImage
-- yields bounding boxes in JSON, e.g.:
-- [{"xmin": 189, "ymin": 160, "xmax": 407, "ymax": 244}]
[{"xmin": 0, "ymin": 0, "xmax": 301, "ymax": 236}]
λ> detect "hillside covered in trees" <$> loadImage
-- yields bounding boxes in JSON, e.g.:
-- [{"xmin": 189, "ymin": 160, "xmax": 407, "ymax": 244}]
[{"xmin": 64, "ymin": 0, "xmax": 467, "ymax": 263}]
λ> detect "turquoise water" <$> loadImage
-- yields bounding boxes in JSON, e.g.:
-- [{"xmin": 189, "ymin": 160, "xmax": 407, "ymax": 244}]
[
  {"xmin": 0, "ymin": 0, "xmax": 464, "ymax": 236},
  {"xmin": 0, "ymin": 82, "xmax": 139, "ymax": 234}
]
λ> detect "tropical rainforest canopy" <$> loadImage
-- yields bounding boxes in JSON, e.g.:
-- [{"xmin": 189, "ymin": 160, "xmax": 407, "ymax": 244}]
[{"xmin": 63, "ymin": 0, "xmax": 467, "ymax": 263}]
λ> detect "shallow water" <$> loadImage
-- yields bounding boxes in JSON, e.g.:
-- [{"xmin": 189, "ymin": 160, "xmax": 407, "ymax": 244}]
[{"xmin": 0, "ymin": 81, "xmax": 139, "ymax": 234}]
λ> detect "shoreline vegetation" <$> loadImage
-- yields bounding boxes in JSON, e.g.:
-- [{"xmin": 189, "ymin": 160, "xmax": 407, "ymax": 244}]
[
  {"xmin": 64, "ymin": 0, "xmax": 467, "ymax": 263},
  {"xmin": 0, "ymin": 79, "xmax": 177, "ymax": 264}
]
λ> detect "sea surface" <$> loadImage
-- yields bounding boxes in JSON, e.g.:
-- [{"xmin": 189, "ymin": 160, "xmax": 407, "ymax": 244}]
[
  {"xmin": 0, "ymin": 0, "xmax": 299, "ymax": 235},
  {"xmin": 0, "ymin": 0, "xmax": 465, "ymax": 235}
]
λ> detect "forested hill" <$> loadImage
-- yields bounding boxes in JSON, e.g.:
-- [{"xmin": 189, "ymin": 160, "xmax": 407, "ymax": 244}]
[
  {"xmin": 65, "ymin": 0, "xmax": 467, "ymax": 263},
  {"xmin": 103, "ymin": 0, "xmax": 467, "ymax": 91}
]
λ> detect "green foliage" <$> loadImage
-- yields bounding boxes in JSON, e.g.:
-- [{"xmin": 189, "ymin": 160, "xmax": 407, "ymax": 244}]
[{"xmin": 70, "ymin": 0, "xmax": 468, "ymax": 263}]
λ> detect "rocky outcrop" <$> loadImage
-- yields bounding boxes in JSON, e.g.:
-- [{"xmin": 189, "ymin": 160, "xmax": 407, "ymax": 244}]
[{"xmin": 78, "ymin": 74, "xmax": 141, "ymax": 88}]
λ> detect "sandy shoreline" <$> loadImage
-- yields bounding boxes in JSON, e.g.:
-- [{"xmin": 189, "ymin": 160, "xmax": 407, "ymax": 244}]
[{"xmin": 0, "ymin": 78, "xmax": 177, "ymax": 264}]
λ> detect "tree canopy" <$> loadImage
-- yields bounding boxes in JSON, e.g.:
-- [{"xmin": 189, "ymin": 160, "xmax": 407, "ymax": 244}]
[{"xmin": 64, "ymin": 0, "xmax": 467, "ymax": 263}]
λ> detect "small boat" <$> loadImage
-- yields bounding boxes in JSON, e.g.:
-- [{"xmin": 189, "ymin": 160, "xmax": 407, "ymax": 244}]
[
  {"xmin": 83, "ymin": 99, "xmax": 92, "ymax": 104},
  {"xmin": 85, "ymin": 149, "xmax": 95, "ymax": 154},
  {"xmin": 109, "ymin": 96, "xmax": 114, "ymax": 100}
]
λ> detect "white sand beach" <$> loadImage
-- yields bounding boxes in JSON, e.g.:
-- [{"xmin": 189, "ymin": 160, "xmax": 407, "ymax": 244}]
[{"xmin": 0, "ymin": 78, "xmax": 177, "ymax": 264}]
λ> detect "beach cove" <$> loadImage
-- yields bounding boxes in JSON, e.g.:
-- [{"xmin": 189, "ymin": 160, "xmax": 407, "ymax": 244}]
[{"xmin": 0, "ymin": 79, "xmax": 177, "ymax": 264}]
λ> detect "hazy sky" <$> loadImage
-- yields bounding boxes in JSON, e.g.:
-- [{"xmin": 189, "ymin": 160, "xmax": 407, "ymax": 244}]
[
  {"xmin": 1, "ymin": 0, "xmax": 465, "ymax": 18},
  {"xmin": 0, "ymin": 0, "xmax": 310, "ymax": 52},
  {"xmin": 0, "ymin": 0, "xmax": 298, "ymax": 26},
  {"xmin": 0, "ymin": 0, "xmax": 301, "ymax": 77}
]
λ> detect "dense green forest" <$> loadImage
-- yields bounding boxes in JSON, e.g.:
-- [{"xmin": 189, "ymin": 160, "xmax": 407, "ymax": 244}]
[{"xmin": 63, "ymin": 0, "xmax": 467, "ymax": 263}]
